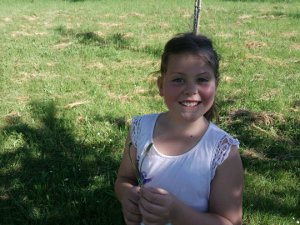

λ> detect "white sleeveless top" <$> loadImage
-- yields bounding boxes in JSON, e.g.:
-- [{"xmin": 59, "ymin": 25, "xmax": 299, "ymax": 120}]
[{"xmin": 131, "ymin": 114, "xmax": 239, "ymax": 221}]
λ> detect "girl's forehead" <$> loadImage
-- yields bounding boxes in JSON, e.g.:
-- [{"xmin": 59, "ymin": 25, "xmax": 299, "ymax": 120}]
[
  {"xmin": 167, "ymin": 53, "xmax": 211, "ymax": 71},
  {"xmin": 168, "ymin": 53, "xmax": 208, "ymax": 65},
  {"xmin": 163, "ymin": 53, "xmax": 216, "ymax": 78}
]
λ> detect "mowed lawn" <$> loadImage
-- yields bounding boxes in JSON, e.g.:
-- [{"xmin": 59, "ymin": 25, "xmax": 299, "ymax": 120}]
[{"xmin": 0, "ymin": 0, "xmax": 299, "ymax": 224}]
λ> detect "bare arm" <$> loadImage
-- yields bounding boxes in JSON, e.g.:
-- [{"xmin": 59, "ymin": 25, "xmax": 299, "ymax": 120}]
[
  {"xmin": 172, "ymin": 145, "xmax": 243, "ymax": 225},
  {"xmin": 139, "ymin": 145, "xmax": 243, "ymax": 225},
  {"xmin": 115, "ymin": 132, "xmax": 142, "ymax": 225},
  {"xmin": 208, "ymin": 145, "xmax": 243, "ymax": 225},
  {"xmin": 115, "ymin": 132, "xmax": 137, "ymax": 199}
]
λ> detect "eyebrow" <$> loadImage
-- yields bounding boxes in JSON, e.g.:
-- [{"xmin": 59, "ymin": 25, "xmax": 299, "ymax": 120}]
[{"xmin": 172, "ymin": 72, "xmax": 211, "ymax": 76}]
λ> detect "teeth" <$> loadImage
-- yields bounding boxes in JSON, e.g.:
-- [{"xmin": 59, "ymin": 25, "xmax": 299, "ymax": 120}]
[{"xmin": 181, "ymin": 101, "xmax": 198, "ymax": 107}]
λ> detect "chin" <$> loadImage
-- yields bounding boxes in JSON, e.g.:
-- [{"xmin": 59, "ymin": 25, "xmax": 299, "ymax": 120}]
[{"xmin": 180, "ymin": 113, "xmax": 204, "ymax": 122}]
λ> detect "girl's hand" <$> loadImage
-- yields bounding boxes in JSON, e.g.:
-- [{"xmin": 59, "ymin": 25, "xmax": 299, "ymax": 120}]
[
  {"xmin": 139, "ymin": 186, "xmax": 177, "ymax": 225},
  {"xmin": 121, "ymin": 186, "xmax": 142, "ymax": 225}
]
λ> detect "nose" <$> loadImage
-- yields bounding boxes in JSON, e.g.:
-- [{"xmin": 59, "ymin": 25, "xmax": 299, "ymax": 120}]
[{"xmin": 184, "ymin": 82, "xmax": 198, "ymax": 95}]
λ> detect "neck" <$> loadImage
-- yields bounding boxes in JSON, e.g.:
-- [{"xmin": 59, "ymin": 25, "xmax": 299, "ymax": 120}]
[{"xmin": 161, "ymin": 112, "xmax": 209, "ymax": 135}]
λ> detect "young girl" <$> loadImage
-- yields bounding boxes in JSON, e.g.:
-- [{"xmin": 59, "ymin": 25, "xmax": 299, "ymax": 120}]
[{"xmin": 115, "ymin": 33, "xmax": 244, "ymax": 225}]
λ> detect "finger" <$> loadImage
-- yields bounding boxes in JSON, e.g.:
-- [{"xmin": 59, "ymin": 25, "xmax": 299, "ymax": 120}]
[
  {"xmin": 128, "ymin": 196, "xmax": 140, "ymax": 206},
  {"xmin": 140, "ymin": 187, "xmax": 167, "ymax": 206},
  {"xmin": 124, "ymin": 215, "xmax": 142, "ymax": 225},
  {"xmin": 123, "ymin": 202, "xmax": 141, "ymax": 215},
  {"xmin": 132, "ymin": 185, "xmax": 141, "ymax": 194},
  {"xmin": 124, "ymin": 215, "xmax": 141, "ymax": 225},
  {"xmin": 123, "ymin": 209, "xmax": 142, "ymax": 224},
  {"xmin": 129, "ymin": 186, "xmax": 141, "ymax": 203},
  {"xmin": 139, "ymin": 194, "xmax": 166, "ymax": 216},
  {"xmin": 143, "ymin": 186, "xmax": 168, "ymax": 195},
  {"xmin": 136, "ymin": 186, "xmax": 141, "ymax": 193},
  {"xmin": 139, "ymin": 202, "xmax": 161, "ymax": 224}
]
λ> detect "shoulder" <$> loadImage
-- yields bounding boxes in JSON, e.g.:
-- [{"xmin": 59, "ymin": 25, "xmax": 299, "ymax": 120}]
[
  {"xmin": 208, "ymin": 123, "xmax": 239, "ymax": 146},
  {"xmin": 131, "ymin": 113, "xmax": 160, "ymax": 147},
  {"xmin": 208, "ymin": 123, "xmax": 240, "ymax": 178},
  {"xmin": 132, "ymin": 113, "xmax": 160, "ymax": 123},
  {"xmin": 209, "ymin": 122, "xmax": 230, "ymax": 136},
  {"xmin": 131, "ymin": 113, "xmax": 159, "ymax": 130}
]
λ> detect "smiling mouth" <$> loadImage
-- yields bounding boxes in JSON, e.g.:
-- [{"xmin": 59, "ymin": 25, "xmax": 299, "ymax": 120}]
[{"xmin": 179, "ymin": 101, "xmax": 201, "ymax": 107}]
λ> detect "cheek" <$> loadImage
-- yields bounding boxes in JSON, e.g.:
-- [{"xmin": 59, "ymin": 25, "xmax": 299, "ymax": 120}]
[
  {"xmin": 163, "ymin": 85, "xmax": 181, "ymax": 104},
  {"xmin": 199, "ymin": 83, "xmax": 216, "ymax": 101}
]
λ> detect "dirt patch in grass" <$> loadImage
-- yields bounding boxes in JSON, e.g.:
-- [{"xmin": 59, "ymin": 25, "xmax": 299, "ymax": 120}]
[
  {"xmin": 290, "ymin": 44, "xmax": 300, "ymax": 51},
  {"xmin": 250, "ymin": 73, "xmax": 265, "ymax": 82},
  {"xmin": 86, "ymin": 62, "xmax": 105, "ymax": 69},
  {"xmin": 134, "ymin": 88, "xmax": 148, "ymax": 94},
  {"xmin": 260, "ymin": 89, "xmax": 280, "ymax": 101},
  {"xmin": 242, "ymin": 148, "xmax": 267, "ymax": 160},
  {"xmin": 216, "ymin": 32, "xmax": 234, "ymax": 38},
  {"xmin": 245, "ymin": 54, "xmax": 287, "ymax": 67},
  {"xmin": 239, "ymin": 14, "xmax": 253, "ymax": 20},
  {"xmin": 245, "ymin": 41, "xmax": 267, "ymax": 49},
  {"xmin": 3, "ymin": 17, "xmax": 12, "ymax": 22},
  {"xmin": 228, "ymin": 109, "xmax": 285, "ymax": 125},
  {"xmin": 257, "ymin": 15, "xmax": 277, "ymax": 20},
  {"xmin": 108, "ymin": 92, "xmax": 131, "ymax": 103},
  {"xmin": 15, "ymin": 71, "xmax": 57, "ymax": 83},
  {"xmin": 53, "ymin": 41, "xmax": 73, "ymax": 50},
  {"xmin": 109, "ymin": 59, "xmax": 154, "ymax": 70},
  {"xmin": 281, "ymin": 31, "xmax": 298, "ymax": 38},
  {"xmin": 64, "ymin": 100, "xmax": 90, "ymax": 109},
  {"xmin": 11, "ymin": 31, "xmax": 48, "ymax": 38},
  {"xmin": 291, "ymin": 100, "xmax": 300, "ymax": 112},
  {"xmin": 245, "ymin": 30, "xmax": 257, "ymax": 36},
  {"xmin": 46, "ymin": 62, "xmax": 58, "ymax": 67},
  {"xmin": 222, "ymin": 75, "xmax": 235, "ymax": 83},
  {"xmin": 119, "ymin": 12, "xmax": 145, "ymax": 19},
  {"xmin": 3, "ymin": 111, "xmax": 22, "ymax": 125},
  {"xmin": 16, "ymin": 96, "xmax": 30, "ymax": 103},
  {"xmin": 98, "ymin": 22, "xmax": 121, "ymax": 28},
  {"xmin": 22, "ymin": 15, "xmax": 38, "ymax": 22}
]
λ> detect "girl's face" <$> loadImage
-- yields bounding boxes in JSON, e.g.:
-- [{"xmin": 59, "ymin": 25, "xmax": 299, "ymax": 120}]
[{"xmin": 158, "ymin": 53, "xmax": 216, "ymax": 122}]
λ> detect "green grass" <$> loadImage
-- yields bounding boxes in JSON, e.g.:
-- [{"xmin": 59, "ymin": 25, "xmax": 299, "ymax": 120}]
[{"xmin": 0, "ymin": 0, "xmax": 299, "ymax": 224}]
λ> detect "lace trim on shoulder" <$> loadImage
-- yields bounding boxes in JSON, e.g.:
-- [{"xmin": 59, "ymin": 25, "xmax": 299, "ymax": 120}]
[
  {"xmin": 211, "ymin": 135, "xmax": 239, "ymax": 178},
  {"xmin": 131, "ymin": 116, "xmax": 142, "ymax": 148}
]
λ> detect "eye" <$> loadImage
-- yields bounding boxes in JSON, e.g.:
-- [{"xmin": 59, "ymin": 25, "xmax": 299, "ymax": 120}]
[
  {"xmin": 197, "ymin": 77, "xmax": 209, "ymax": 83},
  {"xmin": 172, "ymin": 78, "xmax": 184, "ymax": 83}
]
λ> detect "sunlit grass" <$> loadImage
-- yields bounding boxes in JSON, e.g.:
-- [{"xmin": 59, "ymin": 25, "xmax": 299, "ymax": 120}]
[{"xmin": 0, "ymin": 0, "xmax": 299, "ymax": 224}]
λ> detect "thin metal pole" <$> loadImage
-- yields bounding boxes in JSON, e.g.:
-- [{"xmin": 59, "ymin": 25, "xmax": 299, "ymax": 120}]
[{"xmin": 193, "ymin": 0, "xmax": 202, "ymax": 35}]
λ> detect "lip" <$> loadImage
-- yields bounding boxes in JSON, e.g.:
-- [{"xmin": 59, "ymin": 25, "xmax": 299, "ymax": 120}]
[{"xmin": 179, "ymin": 100, "xmax": 201, "ymax": 107}]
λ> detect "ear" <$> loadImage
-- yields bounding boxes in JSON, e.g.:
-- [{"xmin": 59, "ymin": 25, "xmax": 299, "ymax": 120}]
[{"xmin": 157, "ymin": 76, "xmax": 164, "ymax": 96}]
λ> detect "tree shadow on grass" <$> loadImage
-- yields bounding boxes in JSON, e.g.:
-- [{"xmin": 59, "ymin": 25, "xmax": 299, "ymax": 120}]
[
  {"xmin": 76, "ymin": 31, "xmax": 162, "ymax": 57},
  {"xmin": 221, "ymin": 108, "xmax": 300, "ymax": 222},
  {"xmin": 0, "ymin": 100, "xmax": 125, "ymax": 225},
  {"xmin": 54, "ymin": 25, "xmax": 162, "ymax": 58}
]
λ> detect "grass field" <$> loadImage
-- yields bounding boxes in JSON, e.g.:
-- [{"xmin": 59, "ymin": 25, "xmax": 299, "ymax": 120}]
[{"xmin": 0, "ymin": 0, "xmax": 299, "ymax": 224}]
